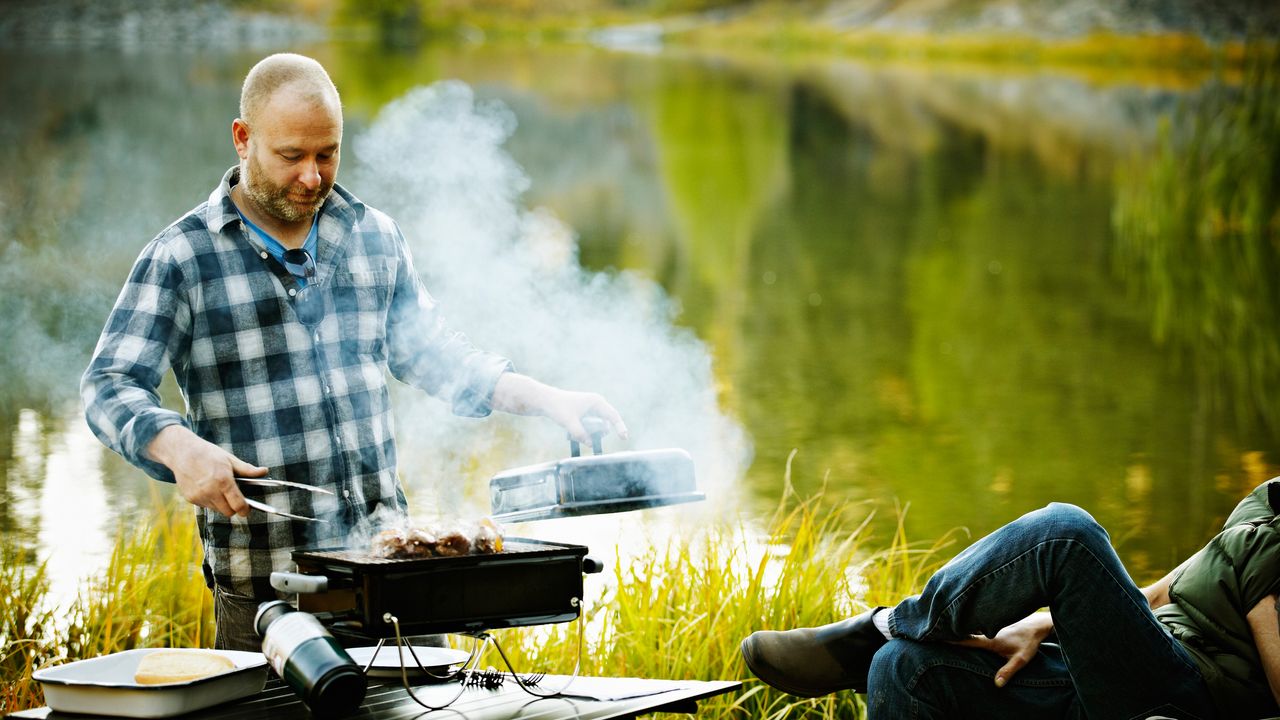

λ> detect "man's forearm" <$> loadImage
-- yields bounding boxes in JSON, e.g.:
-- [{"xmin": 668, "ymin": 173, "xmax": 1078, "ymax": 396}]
[
  {"xmin": 1140, "ymin": 556, "xmax": 1194, "ymax": 610},
  {"xmin": 489, "ymin": 372, "xmax": 628, "ymax": 443},
  {"xmin": 490, "ymin": 372, "xmax": 553, "ymax": 417},
  {"xmin": 1248, "ymin": 595, "xmax": 1280, "ymax": 704}
]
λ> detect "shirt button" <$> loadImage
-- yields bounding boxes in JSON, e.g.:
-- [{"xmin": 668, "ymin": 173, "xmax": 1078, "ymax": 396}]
[
  {"xmin": 323, "ymin": 386, "xmax": 331, "ymax": 394},
  {"xmin": 259, "ymin": 251, "xmax": 268, "ymax": 260},
  {"xmin": 288, "ymin": 288, "xmax": 297, "ymax": 297},
  {"xmin": 314, "ymin": 332, "xmax": 321, "ymax": 342}
]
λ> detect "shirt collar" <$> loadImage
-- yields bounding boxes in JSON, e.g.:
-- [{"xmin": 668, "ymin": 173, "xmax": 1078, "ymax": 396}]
[{"xmin": 205, "ymin": 165, "xmax": 359, "ymax": 236}]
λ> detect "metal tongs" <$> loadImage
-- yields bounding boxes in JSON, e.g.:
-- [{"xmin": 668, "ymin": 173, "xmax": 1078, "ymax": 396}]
[{"xmin": 235, "ymin": 477, "xmax": 334, "ymax": 523}]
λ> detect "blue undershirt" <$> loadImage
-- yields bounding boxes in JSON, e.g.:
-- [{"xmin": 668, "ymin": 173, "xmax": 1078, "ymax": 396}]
[{"xmin": 238, "ymin": 210, "xmax": 319, "ymax": 288}]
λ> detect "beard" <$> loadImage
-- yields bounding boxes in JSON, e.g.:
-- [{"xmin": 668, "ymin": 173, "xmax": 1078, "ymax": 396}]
[{"xmin": 241, "ymin": 153, "xmax": 333, "ymax": 223}]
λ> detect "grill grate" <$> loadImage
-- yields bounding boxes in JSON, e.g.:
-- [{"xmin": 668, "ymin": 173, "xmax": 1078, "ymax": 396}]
[{"xmin": 295, "ymin": 540, "xmax": 577, "ymax": 568}]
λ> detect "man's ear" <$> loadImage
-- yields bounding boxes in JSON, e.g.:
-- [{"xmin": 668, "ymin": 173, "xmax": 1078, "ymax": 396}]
[{"xmin": 231, "ymin": 119, "xmax": 251, "ymax": 160}]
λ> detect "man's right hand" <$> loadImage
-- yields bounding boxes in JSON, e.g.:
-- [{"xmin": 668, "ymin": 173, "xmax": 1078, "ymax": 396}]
[{"xmin": 146, "ymin": 425, "xmax": 267, "ymax": 518}]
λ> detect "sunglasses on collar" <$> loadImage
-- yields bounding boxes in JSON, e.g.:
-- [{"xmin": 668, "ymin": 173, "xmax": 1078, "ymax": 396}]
[{"xmin": 282, "ymin": 248, "xmax": 323, "ymax": 328}]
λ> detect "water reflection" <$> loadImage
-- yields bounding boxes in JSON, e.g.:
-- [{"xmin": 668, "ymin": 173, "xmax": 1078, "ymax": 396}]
[
  {"xmin": 0, "ymin": 41, "xmax": 1275, "ymax": 597},
  {"xmin": 1114, "ymin": 59, "xmax": 1280, "ymax": 440},
  {"xmin": 1, "ymin": 410, "xmax": 114, "ymax": 605}
]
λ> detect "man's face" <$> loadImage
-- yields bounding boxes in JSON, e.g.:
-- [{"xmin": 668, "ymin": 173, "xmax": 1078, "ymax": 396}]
[{"xmin": 235, "ymin": 87, "xmax": 342, "ymax": 224}]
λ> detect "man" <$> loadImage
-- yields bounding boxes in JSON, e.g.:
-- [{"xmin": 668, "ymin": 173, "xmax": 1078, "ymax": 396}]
[
  {"xmin": 742, "ymin": 479, "xmax": 1280, "ymax": 719},
  {"xmin": 81, "ymin": 53, "xmax": 626, "ymax": 651}
]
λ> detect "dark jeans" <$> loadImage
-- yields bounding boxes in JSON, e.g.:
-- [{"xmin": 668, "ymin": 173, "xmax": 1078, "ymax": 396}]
[
  {"xmin": 869, "ymin": 503, "xmax": 1216, "ymax": 720},
  {"xmin": 213, "ymin": 584, "xmax": 265, "ymax": 651}
]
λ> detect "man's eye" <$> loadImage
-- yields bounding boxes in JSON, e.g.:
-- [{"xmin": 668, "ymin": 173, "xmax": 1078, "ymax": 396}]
[{"xmin": 282, "ymin": 155, "xmax": 301, "ymax": 162}]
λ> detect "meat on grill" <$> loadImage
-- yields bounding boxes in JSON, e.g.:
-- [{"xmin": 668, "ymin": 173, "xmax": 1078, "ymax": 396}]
[{"xmin": 370, "ymin": 518, "xmax": 504, "ymax": 559}]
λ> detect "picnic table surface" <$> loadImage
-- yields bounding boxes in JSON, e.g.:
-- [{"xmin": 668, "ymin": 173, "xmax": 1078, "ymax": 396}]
[{"xmin": 8, "ymin": 674, "xmax": 743, "ymax": 720}]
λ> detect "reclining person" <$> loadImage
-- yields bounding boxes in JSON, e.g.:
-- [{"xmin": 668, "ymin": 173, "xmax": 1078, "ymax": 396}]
[{"xmin": 742, "ymin": 478, "xmax": 1280, "ymax": 720}]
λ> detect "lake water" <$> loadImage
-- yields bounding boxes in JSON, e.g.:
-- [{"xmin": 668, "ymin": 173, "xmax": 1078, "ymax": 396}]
[{"xmin": 1, "ymin": 38, "xmax": 1276, "ymax": 604}]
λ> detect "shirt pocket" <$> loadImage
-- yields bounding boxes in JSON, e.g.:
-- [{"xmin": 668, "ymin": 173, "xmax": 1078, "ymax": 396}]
[{"xmin": 330, "ymin": 269, "xmax": 392, "ymax": 357}]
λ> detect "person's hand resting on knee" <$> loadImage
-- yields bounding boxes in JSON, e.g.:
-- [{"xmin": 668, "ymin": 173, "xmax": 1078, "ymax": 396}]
[{"xmin": 954, "ymin": 611, "xmax": 1055, "ymax": 688}]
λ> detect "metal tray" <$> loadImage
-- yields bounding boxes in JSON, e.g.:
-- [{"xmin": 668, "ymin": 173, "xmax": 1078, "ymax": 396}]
[{"xmin": 32, "ymin": 649, "xmax": 267, "ymax": 718}]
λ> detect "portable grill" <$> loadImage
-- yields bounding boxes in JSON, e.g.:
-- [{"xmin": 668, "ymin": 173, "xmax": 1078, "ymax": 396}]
[
  {"xmin": 275, "ymin": 428, "xmax": 700, "ymax": 642},
  {"xmin": 265, "ymin": 428, "xmax": 704, "ymax": 712},
  {"xmin": 272, "ymin": 539, "xmax": 603, "ymax": 642}
]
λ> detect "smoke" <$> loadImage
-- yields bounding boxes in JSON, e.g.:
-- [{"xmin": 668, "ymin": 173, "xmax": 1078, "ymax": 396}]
[{"xmin": 348, "ymin": 81, "xmax": 750, "ymax": 519}]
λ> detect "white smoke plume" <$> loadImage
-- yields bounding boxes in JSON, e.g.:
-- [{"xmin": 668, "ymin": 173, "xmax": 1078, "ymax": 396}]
[{"xmin": 349, "ymin": 81, "xmax": 751, "ymax": 520}]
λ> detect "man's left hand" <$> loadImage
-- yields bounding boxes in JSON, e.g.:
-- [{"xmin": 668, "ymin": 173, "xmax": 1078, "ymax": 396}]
[
  {"xmin": 953, "ymin": 611, "xmax": 1054, "ymax": 688},
  {"xmin": 492, "ymin": 373, "xmax": 629, "ymax": 444}
]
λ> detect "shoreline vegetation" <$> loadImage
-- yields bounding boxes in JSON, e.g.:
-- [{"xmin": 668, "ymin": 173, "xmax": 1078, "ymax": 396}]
[
  {"xmin": 2, "ymin": 457, "xmax": 964, "ymax": 719},
  {"xmin": 3, "ymin": 0, "xmax": 1272, "ymax": 85},
  {"xmin": 325, "ymin": 1, "xmax": 1277, "ymax": 85}
]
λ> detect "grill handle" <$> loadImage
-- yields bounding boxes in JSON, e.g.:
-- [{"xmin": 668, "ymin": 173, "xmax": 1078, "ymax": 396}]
[
  {"xmin": 582, "ymin": 556, "xmax": 605, "ymax": 574},
  {"xmin": 569, "ymin": 417, "xmax": 610, "ymax": 457},
  {"xmin": 270, "ymin": 571, "xmax": 329, "ymax": 594}
]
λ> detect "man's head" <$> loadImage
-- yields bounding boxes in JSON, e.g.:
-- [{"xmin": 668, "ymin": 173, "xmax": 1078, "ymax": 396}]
[{"xmin": 233, "ymin": 54, "xmax": 343, "ymax": 224}]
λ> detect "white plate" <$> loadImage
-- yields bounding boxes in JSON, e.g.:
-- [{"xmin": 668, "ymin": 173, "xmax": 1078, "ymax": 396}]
[
  {"xmin": 33, "ymin": 649, "xmax": 267, "ymax": 718},
  {"xmin": 346, "ymin": 645, "xmax": 470, "ymax": 678}
]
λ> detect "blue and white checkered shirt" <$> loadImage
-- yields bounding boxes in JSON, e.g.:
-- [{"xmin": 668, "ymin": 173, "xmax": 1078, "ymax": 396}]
[{"xmin": 82, "ymin": 167, "xmax": 512, "ymax": 598}]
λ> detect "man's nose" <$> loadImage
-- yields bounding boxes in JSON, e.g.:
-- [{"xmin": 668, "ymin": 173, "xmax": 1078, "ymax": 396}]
[{"xmin": 298, "ymin": 159, "xmax": 321, "ymax": 189}]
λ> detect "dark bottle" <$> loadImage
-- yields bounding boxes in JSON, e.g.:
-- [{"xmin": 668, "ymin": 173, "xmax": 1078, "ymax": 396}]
[{"xmin": 255, "ymin": 601, "xmax": 367, "ymax": 718}]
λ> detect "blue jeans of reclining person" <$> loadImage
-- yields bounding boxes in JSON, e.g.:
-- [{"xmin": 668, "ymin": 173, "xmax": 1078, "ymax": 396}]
[{"xmin": 868, "ymin": 503, "xmax": 1216, "ymax": 720}]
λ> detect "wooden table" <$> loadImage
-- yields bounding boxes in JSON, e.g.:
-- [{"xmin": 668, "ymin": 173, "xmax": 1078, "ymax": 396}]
[{"xmin": 9, "ymin": 675, "xmax": 743, "ymax": 720}]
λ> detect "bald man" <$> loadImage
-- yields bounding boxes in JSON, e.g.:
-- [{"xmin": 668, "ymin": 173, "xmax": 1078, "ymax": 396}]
[{"xmin": 82, "ymin": 54, "xmax": 627, "ymax": 650}]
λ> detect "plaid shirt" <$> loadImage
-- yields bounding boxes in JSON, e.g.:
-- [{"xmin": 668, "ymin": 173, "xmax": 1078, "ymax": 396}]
[{"xmin": 82, "ymin": 167, "xmax": 511, "ymax": 598}]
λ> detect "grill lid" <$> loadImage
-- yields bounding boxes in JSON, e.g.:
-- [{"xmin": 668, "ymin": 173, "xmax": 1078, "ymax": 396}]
[{"xmin": 489, "ymin": 447, "xmax": 703, "ymax": 522}]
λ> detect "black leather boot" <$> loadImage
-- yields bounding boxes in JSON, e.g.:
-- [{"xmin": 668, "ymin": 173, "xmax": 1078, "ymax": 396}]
[{"xmin": 740, "ymin": 607, "xmax": 888, "ymax": 697}]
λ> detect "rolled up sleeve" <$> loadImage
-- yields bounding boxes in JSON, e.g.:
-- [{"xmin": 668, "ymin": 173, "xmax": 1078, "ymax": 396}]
[{"xmin": 80, "ymin": 239, "xmax": 191, "ymax": 482}]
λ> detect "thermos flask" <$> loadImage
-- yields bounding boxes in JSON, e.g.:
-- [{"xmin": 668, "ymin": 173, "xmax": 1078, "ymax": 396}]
[{"xmin": 255, "ymin": 600, "xmax": 367, "ymax": 718}]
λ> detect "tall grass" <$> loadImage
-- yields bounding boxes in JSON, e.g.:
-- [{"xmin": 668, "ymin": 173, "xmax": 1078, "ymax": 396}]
[
  {"xmin": 3, "ymin": 461, "xmax": 953, "ymax": 718},
  {"xmin": 0, "ymin": 551, "xmax": 58, "ymax": 714},
  {"xmin": 0, "ymin": 498, "xmax": 212, "ymax": 713},
  {"xmin": 63, "ymin": 497, "xmax": 213, "ymax": 658}
]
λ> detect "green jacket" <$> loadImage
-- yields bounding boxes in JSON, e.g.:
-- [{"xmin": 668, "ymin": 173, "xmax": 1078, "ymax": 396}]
[{"xmin": 1155, "ymin": 478, "xmax": 1280, "ymax": 719}]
